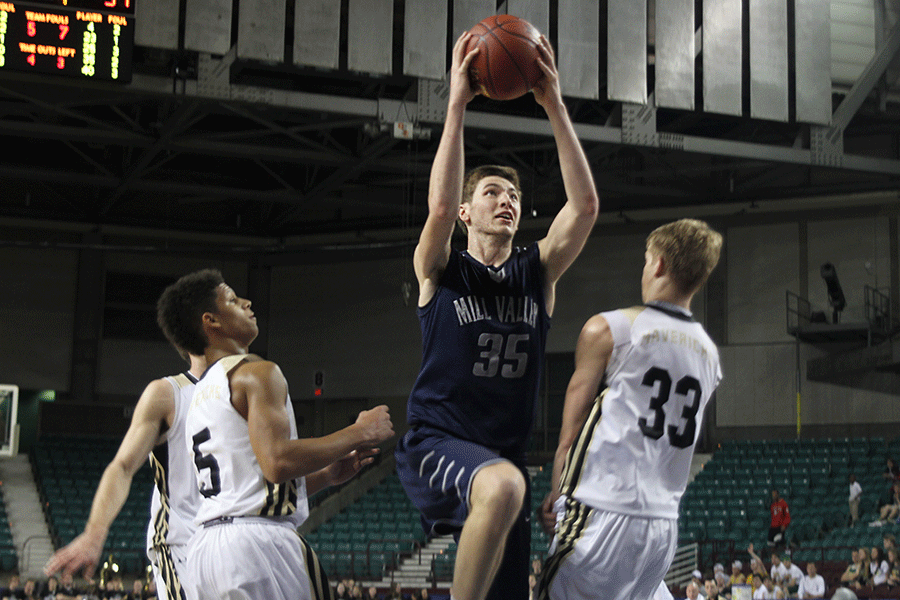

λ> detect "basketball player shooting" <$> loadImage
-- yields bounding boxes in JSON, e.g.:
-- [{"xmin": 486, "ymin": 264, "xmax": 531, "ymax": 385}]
[
  {"xmin": 538, "ymin": 219, "xmax": 723, "ymax": 600},
  {"xmin": 394, "ymin": 30, "xmax": 598, "ymax": 600}
]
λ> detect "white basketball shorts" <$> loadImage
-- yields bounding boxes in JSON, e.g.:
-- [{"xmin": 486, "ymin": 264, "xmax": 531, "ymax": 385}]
[
  {"xmin": 540, "ymin": 497, "xmax": 678, "ymax": 600},
  {"xmin": 185, "ymin": 518, "xmax": 330, "ymax": 600}
]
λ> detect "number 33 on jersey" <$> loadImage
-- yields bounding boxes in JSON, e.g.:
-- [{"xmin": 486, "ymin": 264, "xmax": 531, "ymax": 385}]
[{"xmin": 561, "ymin": 303, "xmax": 722, "ymax": 519}]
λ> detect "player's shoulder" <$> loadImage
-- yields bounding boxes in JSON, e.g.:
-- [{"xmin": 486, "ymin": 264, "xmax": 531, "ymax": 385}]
[{"xmin": 229, "ymin": 355, "xmax": 285, "ymax": 382}]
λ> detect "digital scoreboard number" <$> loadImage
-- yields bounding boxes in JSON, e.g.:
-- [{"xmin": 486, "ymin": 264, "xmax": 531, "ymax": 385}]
[{"xmin": 0, "ymin": 0, "xmax": 133, "ymax": 82}]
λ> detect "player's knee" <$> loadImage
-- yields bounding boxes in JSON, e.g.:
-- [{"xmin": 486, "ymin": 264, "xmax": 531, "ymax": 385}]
[{"xmin": 472, "ymin": 463, "xmax": 526, "ymax": 518}]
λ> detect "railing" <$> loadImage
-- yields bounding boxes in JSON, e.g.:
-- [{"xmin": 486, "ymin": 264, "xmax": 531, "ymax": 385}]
[
  {"xmin": 665, "ymin": 543, "xmax": 699, "ymax": 589},
  {"xmin": 316, "ymin": 537, "xmax": 422, "ymax": 583},
  {"xmin": 864, "ymin": 285, "xmax": 893, "ymax": 333},
  {"xmin": 21, "ymin": 535, "xmax": 51, "ymax": 575},
  {"xmin": 786, "ymin": 290, "xmax": 813, "ymax": 332}
]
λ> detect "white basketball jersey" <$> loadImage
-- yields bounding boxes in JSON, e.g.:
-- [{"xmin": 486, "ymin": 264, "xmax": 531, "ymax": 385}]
[
  {"xmin": 146, "ymin": 372, "xmax": 201, "ymax": 555},
  {"xmin": 562, "ymin": 302, "xmax": 722, "ymax": 519},
  {"xmin": 187, "ymin": 355, "xmax": 308, "ymax": 526}
]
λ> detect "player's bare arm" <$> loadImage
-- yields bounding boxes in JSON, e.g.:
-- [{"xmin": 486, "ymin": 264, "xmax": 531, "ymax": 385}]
[
  {"xmin": 44, "ymin": 378, "xmax": 174, "ymax": 579},
  {"xmin": 540, "ymin": 315, "xmax": 611, "ymax": 534},
  {"xmin": 414, "ymin": 32, "xmax": 479, "ymax": 306},
  {"xmin": 533, "ymin": 34, "xmax": 599, "ymax": 313},
  {"xmin": 232, "ymin": 359, "xmax": 393, "ymax": 484},
  {"xmin": 305, "ymin": 446, "xmax": 381, "ymax": 496}
]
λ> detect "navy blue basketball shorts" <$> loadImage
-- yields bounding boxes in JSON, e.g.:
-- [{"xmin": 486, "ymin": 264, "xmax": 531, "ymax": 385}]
[{"xmin": 395, "ymin": 425, "xmax": 532, "ymax": 600}]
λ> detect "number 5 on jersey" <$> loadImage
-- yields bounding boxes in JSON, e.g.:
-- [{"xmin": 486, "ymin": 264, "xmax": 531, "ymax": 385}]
[{"xmin": 191, "ymin": 428, "xmax": 221, "ymax": 497}]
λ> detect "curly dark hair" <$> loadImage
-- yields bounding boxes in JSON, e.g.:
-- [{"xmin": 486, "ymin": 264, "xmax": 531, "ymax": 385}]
[{"xmin": 156, "ymin": 269, "xmax": 224, "ymax": 356}]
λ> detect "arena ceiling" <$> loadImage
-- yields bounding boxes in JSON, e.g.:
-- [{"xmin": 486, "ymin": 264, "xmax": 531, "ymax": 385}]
[{"xmin": 0, "ymin": 41, "xmax": 898, "ymax": 253}]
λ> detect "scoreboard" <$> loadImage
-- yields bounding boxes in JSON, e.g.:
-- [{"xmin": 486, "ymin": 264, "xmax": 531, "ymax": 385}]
[{"xmin": 0, "ymin": 0, "xmax": 133, "ymax": 82}]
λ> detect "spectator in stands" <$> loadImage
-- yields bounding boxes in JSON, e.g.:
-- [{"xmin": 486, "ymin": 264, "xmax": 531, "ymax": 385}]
[
  {"xmin": 831, "ymin": 589, "xmax": 857, "ymax": 600},
  {"xmin": 55, "ymin": 572, "xmax": 80, "ymax": 600},
  {"xmin": 754, "ymin": 575, "xmax": 778, "ymax": 600},
  {"xmin": 768, "ymin": 489, "xmax": 790, "ymax": 548},
  {"xmin": 730, "ymin": 560, "xmax": 747, "ymax": 588},
  {"xmin": 363, "ymin": 587, "xmax": 378, "ymax": 600},
  {"xmin": 840, "ymin": 550, "xmax": 862, "ymax": 586},
  {"xmin": 747, "ymin": 545, "xmax": 770, "ymax": 588},
  {"xmin": 883, "ymin": 458, "xmax": 900, "ymax": 482},
  {"xmin": 126, "ymin": 579, "xmax": 144, "ymax": 600},
  {"xmin": 768, "ymin": 551, "xmax": 788, "ymax": 587},
  {"xmin": 798, "ymin": 562, "xmax": 825, "ymax": 599},
  {"xmin": 705, "ymin": 578, "xmax": 721, "ymax": 600},
  {"xmin": 782, "ymin": 553, "xmax": 804, "ymax": 596},
  {"xmin": 884, "ymin": 533, "xmax": 896, "ymax": 552},
  {"xmin": 715, "ymin": 572, "xmax": 729, "ymax": 599},
  {"xmin": 388, "ymin": 582, "xmax": 403, "ymax": 600},
  {"xmin": 685, "ymin": 581, "xmax": 702, "ymax": 600},
  {"xmin": 849, "ymin": 474, "xmax": 862, "ymax": 525},
  {"xmin": 335, "ymin": 582, "xmax": 349, "ymax": 600},
  {"xmin": 39, "ymin": 576, "xmax": 59, "ymax": 600},
  {"xmin": 879, "ymin": 481, "xmax": 900, "ymax": 524},
  {"xmin": 2, "ymin": 574, "xmax": 21, "ymax": 600},
  {"xmin": 870, "ymin": 546, "xmax": 890, "ymax": 587},
  {"xmin": 691, "ymin": 569, "xmax": 703, "ymax": 593},
  {"xmin": 854, "ymin": 548, "xmax": 871, "ymax": 589},
  {"xmin": 886, "ymin": 547, "xmax": 900, "ymax": 589},
  {"xmin": 21, "ymin": 579, "xmax": 37, "ymax": 600}
]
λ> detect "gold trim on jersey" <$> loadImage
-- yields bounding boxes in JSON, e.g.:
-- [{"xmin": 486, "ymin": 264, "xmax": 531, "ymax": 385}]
[
  {"xmin": 149, "ymin": 447, "xmax": 171, "ymax": 549},
  {"xmin": 559, "ymin": 390, "xmax": 606, "ymax": 498},
  {"xmin": 259, "ymin": 479, "xmax": 298, "ymax": 517},
  {"xmin": 298, "ymin": 532, "xmax": 334, "ymax": 600},
  {"xmin": 537, "ymin": 497, "xmax": 593, "ymax": 600},
  {"xmin": 170, "ymin": 373, "xmax": 194, "ymax": 390},
  {"xmin": 152, "ymin": 543, "xmax": 187, "ymax": 600},
  {"xmin": 620, "ymin": 305, "xmax": 646, "ymax": 325}
]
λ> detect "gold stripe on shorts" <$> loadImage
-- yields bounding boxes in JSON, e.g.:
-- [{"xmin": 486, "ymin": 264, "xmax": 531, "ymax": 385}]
[
  {"xmin": 154, "ymin": 544, "xmax": 186, "ymax": 600},
  {"xmin": 559, "ymin": 391, "xmax": 605, "ymax": 498},
  {"xmin": 537, "ymin": 497, "xmax": 593, "ymax": 600},
  {"xmin": 298, "ymin": 532, "xmax": 334, "ymax": 600}
]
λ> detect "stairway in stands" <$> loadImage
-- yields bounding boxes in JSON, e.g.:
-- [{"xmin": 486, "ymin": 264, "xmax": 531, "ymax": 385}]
[{"xmin": 0, "ymin": 455, "xmax": 53, "ymax": 577}]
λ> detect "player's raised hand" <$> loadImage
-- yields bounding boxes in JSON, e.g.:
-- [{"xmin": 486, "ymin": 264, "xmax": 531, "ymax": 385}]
[
  {"xmin": 449, "ymin": 31, "xmax": 480, "ymax": 105},
  {"xmin": 355, "ymin": 405, "xmax": 394, "ymax": 445},
  {"xmin": 532, "ymin": 34, "xmax": 562, "ymax": 109},
  {"xmin": 44, "ymin": 530, "xmax": 104, "ymax": 580}
]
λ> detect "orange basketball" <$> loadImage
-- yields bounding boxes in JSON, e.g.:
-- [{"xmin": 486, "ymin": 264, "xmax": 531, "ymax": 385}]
[{"xmin": 465, "ymin": 15, "xmax": 543, "ymax": 101}]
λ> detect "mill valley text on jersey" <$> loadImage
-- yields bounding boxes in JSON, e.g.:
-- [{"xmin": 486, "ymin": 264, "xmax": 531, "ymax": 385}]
[{"xmin": 452, "ymin": 294, "xmax": 539, "ymax": 327}]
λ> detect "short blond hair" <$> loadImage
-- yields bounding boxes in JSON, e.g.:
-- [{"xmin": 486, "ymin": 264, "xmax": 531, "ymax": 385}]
[{"xmin": 647, "ymin": 219, "xmax": 722, "ymax": 294}]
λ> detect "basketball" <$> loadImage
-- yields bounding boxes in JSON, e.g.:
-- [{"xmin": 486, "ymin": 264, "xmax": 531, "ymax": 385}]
[{"xmin": 466, "ymin": 15, "xmax": 543, "ymax": 101}]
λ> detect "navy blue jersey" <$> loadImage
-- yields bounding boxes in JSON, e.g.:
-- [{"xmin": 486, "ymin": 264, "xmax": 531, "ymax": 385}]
[{"xmin": 406, "ymin": 243, "xmax": 550, "ymax": 459}]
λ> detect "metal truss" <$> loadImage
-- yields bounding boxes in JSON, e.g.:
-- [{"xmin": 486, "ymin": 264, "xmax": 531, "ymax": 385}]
[{"xmin": 0, "ymin": 45, "xmax": 897, "ymax": 243}]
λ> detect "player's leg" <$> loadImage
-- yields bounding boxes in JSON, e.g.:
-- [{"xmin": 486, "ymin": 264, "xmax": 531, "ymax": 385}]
[
  {"xmin": 452, "ymin": 461, "xmax": 526, "ymax": 600},
  {"xmin": 484, "ymin": 472, "xmax": 531, "ymax": 600}
]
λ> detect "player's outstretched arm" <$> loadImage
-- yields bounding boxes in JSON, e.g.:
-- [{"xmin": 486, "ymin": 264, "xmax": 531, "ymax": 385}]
[
  {"xmin": 236, "ymin": 361, "xmax": 394, "ymax": 484},
  {"xmin": 532, "ymin": 35, "xmax": 599, "ymax": 301},
  {"xmin": 305, "ymin": 446, "xmax": 382, "ymax": 496},
  {"xmin": 414, "ymin": 32, "xmax": 479, "ymax": 304},
  {"xmin": 540, "ymin": 315, "xmax": 611, "ymax": 534},
  {"xmin": 44, "ymin": 379, "xmax": 172, "ymax": 579}
]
